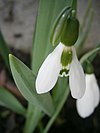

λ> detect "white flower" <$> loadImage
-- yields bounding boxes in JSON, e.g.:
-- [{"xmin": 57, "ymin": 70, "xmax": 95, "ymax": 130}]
[
  {"xmin": 36, "ymin": 43, "xmax": 85, "ymax": 99},
  {"xmin": 76, "ymin": 74, "xmax": 100, "ymax": 118}
]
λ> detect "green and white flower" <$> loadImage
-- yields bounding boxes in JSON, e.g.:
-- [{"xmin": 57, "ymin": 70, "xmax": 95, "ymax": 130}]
[{"xmin": 36, "ymin": 42, "xmax": 86, "ymax": 99}]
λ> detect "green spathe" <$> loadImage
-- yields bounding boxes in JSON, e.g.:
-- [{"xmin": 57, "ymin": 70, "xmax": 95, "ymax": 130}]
[
  {"xmin": 50, "ymin": 7, "xmax": 72, "ymax": 46},
  {"xmin": 61, "ymin": 17, "xmax": 79, "ymax": 46}
]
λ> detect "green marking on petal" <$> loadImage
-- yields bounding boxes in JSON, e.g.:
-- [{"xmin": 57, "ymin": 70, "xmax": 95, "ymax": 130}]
[
  {"xmin": 59, "ymin": 69, "xmax": 69, "ymax": 77},
  {"xmin": 61, "ymin": 48, "xmax": 72, "ymax": 67}
]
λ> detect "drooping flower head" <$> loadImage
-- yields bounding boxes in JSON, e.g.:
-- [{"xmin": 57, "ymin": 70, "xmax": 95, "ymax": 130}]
[
  {"xmin": 36, "ymin": 8, "xmax": 86, "ymax": 99},
  {"xmin": 36, "ymin": 43, "xmax": 85, "ymax": 99}
]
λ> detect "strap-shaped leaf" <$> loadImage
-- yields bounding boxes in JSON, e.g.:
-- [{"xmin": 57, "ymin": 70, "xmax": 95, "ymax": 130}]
[
  {"xmin": 0, "ymin": 87, "xmax": 26, "ymax": 116},
  {"xmin": 0, "ymin": 31, "xmax": 10, "ymax": 70},
  {"xmin": 23, "ymin": 104, "xmax": 42, "ymax": 133},
  {"xmin": 44, "ymin": 78, "xmax": 70, "ymax": 133},
  {"xmin": 9, "ymin": 54, "xmax": 54, "ymax": 116},
  {"xmin": 53, "ymin": 77, "xmax": 69, "ymax": 106},
  {"xmin": 80, "ymin": 44, "xmax": 100, "ymax": 64}
]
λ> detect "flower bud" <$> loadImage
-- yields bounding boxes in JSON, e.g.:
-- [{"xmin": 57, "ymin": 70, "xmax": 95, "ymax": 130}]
[
  {"xmin": 83, "ymin": 61, "xmax": 94, "ymax": 74},
  {"xmin": 61, "ymin": 17, "xmax": 79, "ymax": 46}
]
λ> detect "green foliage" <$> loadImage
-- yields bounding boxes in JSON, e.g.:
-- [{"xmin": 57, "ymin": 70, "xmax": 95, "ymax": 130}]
[
  {"xmin": 23, "ymin": 104, "xmax": 42, "ymax": 133},
  {"xmin": 0, "ymin": 87, "xmax": 26, "ymax": 116},
  {"xmin": 0, "ymin": 31, "xmax": 10, "ymax": 70},
  {"xmin": 80, "ymin": 45, "xmax": 100, "ymax": 64},
  {"xmin": 80, "ymin": 44, "xmax": 100, "ymax": 73},
  {"xmin": 43, "ymin": 78, "xmax": 70, "ymax": 133},
  {"xmin": 9, "ymin": 54, "xmax": 54, "ymax": 116}
]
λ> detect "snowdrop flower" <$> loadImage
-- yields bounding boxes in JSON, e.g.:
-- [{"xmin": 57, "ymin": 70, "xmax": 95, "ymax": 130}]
[
  {"xmin": 76, "ymin": 74, "xmax": 100, "ymax": 118},
  {"xmin": 36, "ymin": 42, "xmax": 85, "ymax": 99}
]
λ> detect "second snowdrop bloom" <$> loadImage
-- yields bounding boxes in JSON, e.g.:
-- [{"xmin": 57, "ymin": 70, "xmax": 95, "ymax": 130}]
[
  {"xmin": 36, "ymin": 42, "xmax": 85, "ymax": 99},
  {"xmin": 76, "ymin": 74, "xmax": 100, "ymax": 118}
]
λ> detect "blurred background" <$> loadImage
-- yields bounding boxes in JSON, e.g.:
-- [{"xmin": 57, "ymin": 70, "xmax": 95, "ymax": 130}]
[{"xmin": 0, "ymin": 0, "xmax": 100, "ymax": 53}]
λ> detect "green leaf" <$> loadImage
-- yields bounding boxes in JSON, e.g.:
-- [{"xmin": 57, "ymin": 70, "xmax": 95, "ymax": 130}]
[
  {"xmin": 0, "ymin": 87, "xmax": 26, "ymax": 116},
  {"xmin": 53, "ymin": 77, "xmax": 69, "ymax": 107},
  {"xmin": 0, "ymin": 31, "xmax": 10, "ymax": 70},
  {"xmin": 43, "ymin": 78, "xmax": 70, "ymax": 133},
  {"xmin": 80, "ymin": 45, "xmax": 100, "ymax": 64},
  {"xmin": 9, "ymin": 54, "xmax": 54, "ymax": 116},
  {"xmin": 32, "ymin": 0, "xmax": 73, "ymax": 75},
  {"xmin": 23, "ymin": 104, "xmax": 42, "ymax": 133}
]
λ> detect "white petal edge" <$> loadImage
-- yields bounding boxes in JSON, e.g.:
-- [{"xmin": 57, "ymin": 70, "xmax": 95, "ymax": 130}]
[
  {"xmin": 36, "ymin": 43, "xmax": 64, "ymax": 94},
  {"xmin": 76, "ymin": 82, "xmax": 94, "ymax": 118},
  {"xmin": 76, "ymin": 74, "xmax": 100, "ymax": 118},
  {"xmin": 69, "ymin": 46, "xmax": 86, "ymax": 99},
  {"xmin": 86, "ymin": 74, "xmax": 100, "ymax": 108}
]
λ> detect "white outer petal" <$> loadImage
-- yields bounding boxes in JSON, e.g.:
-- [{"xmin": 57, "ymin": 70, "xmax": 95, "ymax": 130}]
[
  {"xmin": 69, "ymin": 46, "xmax": 86, "ymax": 99},
  {"xmin": 76, "ymin": 81, "xmax": 94, "ymax": 118},
  {"xmin": 76, "ymin": 74, "xmax": 100, "ymax": 118},
  {"xmin": 36, "ymin": 43, "xmax": 64, "ymax": 94},
  {"xmin": 87, "ymin": 74, "xmax": 100, "ymax": 108}
]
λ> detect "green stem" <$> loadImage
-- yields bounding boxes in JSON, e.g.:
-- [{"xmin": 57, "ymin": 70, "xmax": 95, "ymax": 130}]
[
  {"xmin": 38, "ymin": 121, "xmax": 44, "ymax": 133},
  {"xmin": 72, "ymin": 0, "xmax": 77, "ymax": 12},
  {"xmin": 23, "ymin": 103, "xmax": 42, "ymax": 133},
  {"xmin": 43, "ymin": 87, "xmax": 70, "ymax": 133}
]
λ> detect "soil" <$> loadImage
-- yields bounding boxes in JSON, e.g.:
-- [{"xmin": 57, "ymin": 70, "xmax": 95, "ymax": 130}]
[{"xmin": 0, "ymin": 49, "xmax": 100, "ymax": 133}]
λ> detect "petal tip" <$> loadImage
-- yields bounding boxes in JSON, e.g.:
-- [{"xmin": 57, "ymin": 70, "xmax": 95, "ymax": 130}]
[
  {"xmin": 35, "ymin": 84, "xmax": 46, "ymax": 94},
  {"xmin": 76, "ymin": 100, "xmax": 94, "ymax": 118},
  {"xmin": 71, "ymin": 92, "xmax": 85, "ymax": 99},
  {"xmin": 36, "ymin": 89, "xmax": 46, "ymax": 94}
]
